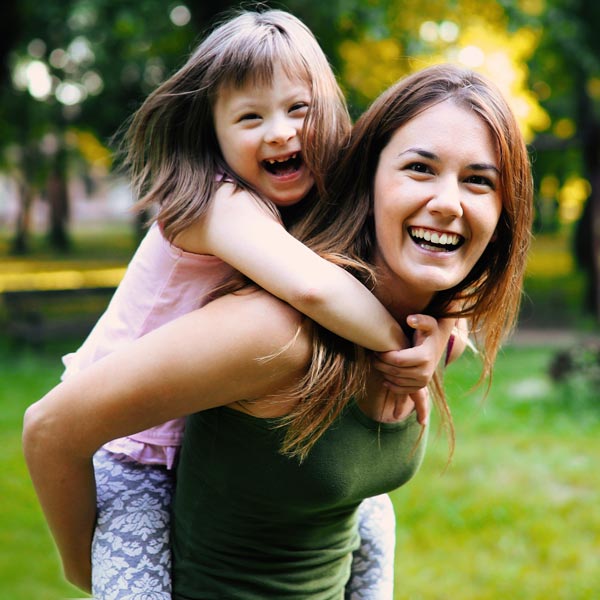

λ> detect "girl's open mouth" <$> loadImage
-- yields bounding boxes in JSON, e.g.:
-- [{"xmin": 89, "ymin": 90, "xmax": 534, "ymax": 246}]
[{"xmin": 262, "ymin": 153, "xmax": 302, "ymax": 176}]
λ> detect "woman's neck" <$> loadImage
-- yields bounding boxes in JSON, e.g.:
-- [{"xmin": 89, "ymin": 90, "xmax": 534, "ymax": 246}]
[{"xmin": 373, "ymin": 269, "xmax": 434, "ymax": 325}]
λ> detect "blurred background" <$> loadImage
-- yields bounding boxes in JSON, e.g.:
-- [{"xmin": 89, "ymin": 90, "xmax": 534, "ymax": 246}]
[{"xmin": 0, "ymin": 1, "xmax": 598, "ymax": 599}]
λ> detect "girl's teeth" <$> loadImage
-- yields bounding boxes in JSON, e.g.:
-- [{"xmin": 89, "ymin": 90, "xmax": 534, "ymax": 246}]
[{"xmin": 267, "ymin": 153, "xmax": 296, "ymax": 164}]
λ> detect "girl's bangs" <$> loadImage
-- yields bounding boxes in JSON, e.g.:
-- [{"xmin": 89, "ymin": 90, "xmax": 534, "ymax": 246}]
[{"xmin": 220, "ymin": 35, "xmax": 311, "ymax": 90}]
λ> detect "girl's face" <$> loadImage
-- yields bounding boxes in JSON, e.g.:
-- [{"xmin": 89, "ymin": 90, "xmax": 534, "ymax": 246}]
[
  {"xmin": 213, "ymin": 64, "xmax": 314, "ymax": 207},
  {"xmin": 372, "ymin": 99, "xmax": 502, "ymax": 311}
]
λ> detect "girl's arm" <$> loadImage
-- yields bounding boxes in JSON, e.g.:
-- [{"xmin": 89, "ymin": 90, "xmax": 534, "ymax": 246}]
[
  {"xmin": 372, "ymin": 316, "xmax": 472, "ymax": 397},
  {"xmin": 23, "ymin": 291, "xmax": 311, "ymax": 591},
  {"xmin": 174, "ymin": 184, "xmax": 409, "ymax": 353}
]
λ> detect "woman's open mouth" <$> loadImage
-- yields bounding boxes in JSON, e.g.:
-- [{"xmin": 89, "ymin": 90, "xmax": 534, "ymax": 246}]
[{"xmin": 408, "ymin": 227, "xmax": 464, "ymax": 252}]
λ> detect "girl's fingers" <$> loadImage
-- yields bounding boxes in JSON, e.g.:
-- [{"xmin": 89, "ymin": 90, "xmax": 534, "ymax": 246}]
[
  {"xmin": 385, "ymin": 383, "xmax": 425, "ymax": 396},
  {"xmin": 407, "ymin": 314, "xmax": 438, "ymax": 346},
  {"xmin": 390, "ymin": 387, "xmax": 429, "ymax": 424},
  {"xmin": 373, "ymin": 353, "xmax": 425, "ymax": 371}
]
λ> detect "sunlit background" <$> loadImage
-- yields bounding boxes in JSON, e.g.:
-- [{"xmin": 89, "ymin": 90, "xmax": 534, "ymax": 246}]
[
  {"xmin": 1, "ymin": 1, "xmax": 599, "ymax": 599},
  {"xmin": 1, "ymin": 1, "xmax": 598, "ymax": 243}
]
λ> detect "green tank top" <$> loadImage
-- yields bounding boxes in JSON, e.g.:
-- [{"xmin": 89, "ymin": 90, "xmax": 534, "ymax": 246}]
[{"xmin": 172, "ymin": 401, "xmax": 427, "ymax": 599}]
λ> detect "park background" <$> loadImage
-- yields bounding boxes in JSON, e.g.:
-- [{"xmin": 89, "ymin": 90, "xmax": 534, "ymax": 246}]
[{"xmin": 1, "ymin": 0, "xmax": 599, "ymax": 598}]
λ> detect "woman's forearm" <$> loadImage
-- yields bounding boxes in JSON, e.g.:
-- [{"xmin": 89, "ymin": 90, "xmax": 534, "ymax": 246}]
[{"xmin": 22, "ymin": 402, "xmax": 96, "ymax": 591}]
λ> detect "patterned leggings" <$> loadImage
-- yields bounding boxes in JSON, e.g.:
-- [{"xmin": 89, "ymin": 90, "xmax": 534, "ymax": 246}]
[{"xmin": 92, "ymin": 449, "xmax": 395, "ymax": 599}]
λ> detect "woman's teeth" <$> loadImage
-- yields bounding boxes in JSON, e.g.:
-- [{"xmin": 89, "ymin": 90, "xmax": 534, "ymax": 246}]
[{"xmin": 409, "ymin": 227, "xmax": 462, "ymax": 249}]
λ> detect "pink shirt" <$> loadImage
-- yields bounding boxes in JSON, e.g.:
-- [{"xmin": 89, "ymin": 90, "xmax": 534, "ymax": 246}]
[{"xmin": 62, "ymin": 222, "xmax": 234, "ymax": 468}]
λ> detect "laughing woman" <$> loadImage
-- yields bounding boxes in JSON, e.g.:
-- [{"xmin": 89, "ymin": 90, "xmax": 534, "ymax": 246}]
[{"xmin": 23, "ymin": 64, "xmax": 532, "ymax": 600}]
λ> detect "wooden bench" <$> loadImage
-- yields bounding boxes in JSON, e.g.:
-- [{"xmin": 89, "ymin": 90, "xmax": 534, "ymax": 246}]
[{"xmin": 2, "ymin": 287, "xmax": 116, "ymax": 346}]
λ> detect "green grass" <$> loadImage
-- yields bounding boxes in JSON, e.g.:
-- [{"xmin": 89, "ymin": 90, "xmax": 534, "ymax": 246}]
[
  {"xmin": 391, "ymin": 347, "xmax": 600, "ymax": 599},
  {"xmin": 2, "ymin": 338, "xmax": 599, "ymax": 598},
  {"xmin": 0, "ymin": 337, "xmax": 89, "ymax": 599}
]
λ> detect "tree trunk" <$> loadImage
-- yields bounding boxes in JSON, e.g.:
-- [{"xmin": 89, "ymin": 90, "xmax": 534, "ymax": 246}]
[
  {"xmin": 590, "ymin": 168, "xmax": 600, "ymax": 320},
  {"xmin": 573, "ymin": 58, "xmax": 600, "ymax": 320},
  {"xmin": 582, "ymin": 114, "xmax": 600, "ymax": 321},
  {"xmin": 10, "ymin": 142, "xmax": 39, "ymax": 255},
  {"xmin": 579, "ymin": 0, "xmax": 600, "ymax": 321},
  {"xmin": 46, "ymin": 144, "xmax": 71, "ymax": 252},
  {"xmin": 11, "ymin": 178, "xmax": 34, "ymax": 255}
]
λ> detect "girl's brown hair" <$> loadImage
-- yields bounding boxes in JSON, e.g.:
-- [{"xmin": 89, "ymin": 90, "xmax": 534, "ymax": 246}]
[
  {"xmin": 281, "ymin": 64, "xmax": 533, "ymax": 460},
  {"xmin": 122, "ymin": 9, "xmax": 350, "ymax": 241}
]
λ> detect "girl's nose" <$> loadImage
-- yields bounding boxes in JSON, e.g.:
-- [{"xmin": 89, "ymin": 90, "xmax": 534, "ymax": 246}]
[{"xmin": 264, "ymin": 117, "xmax": 296, "ymax": 145}]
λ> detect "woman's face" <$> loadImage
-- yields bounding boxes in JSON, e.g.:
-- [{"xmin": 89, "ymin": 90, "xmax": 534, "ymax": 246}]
[{"xmin": 372, "ymin": 99, "xmax": 502, "ymax": 310}]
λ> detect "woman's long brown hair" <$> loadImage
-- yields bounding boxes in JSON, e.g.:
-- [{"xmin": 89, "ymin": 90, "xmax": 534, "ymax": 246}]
[{"xmin": 278, "ymin": 64, "xmax": 533, "ymax": 461}]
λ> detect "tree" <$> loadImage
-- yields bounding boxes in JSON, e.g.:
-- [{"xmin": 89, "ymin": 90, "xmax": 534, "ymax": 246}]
[
  {"xmin": 520, "ymin": 0, "xmax": 600, "ymax": 317},
  {"xmin": 0, "ymin": 0, "xmax": 239, "ymax": 253}
]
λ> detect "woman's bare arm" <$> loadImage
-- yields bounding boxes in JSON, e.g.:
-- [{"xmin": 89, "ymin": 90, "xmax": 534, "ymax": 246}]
[{"xmin": 22, "ymin": 291, "xmax": 311, "ymax": 590}]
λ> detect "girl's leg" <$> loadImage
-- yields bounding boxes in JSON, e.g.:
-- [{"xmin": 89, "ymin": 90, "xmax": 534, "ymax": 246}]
[
  {"xmin": 345, "ymin": 493, "xmax": 396, "ymax": 600},
  {"xmin": 92, "ymin": 448, "xmax": 175, "ymax": 600}
]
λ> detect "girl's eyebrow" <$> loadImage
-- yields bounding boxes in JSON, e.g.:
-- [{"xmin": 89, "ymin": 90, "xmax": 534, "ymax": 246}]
[{"xmin": 399, "ymin": 148, "xmax": 500, "ymax": 174}]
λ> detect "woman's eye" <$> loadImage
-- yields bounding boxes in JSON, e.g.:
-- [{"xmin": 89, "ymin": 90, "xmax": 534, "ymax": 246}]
[
  {"xmin": 406, "ymin": 162, "xmax": 431, "ymax": 174},
  {"xmin": 466, "ymin": 175, "xmax": 495, "ymax": 189}
]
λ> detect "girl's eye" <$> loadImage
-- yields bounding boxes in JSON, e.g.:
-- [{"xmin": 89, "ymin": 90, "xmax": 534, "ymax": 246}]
[
  {"xmin": 239, "ymin": 113, "xmax": 261, "ymax": 122},
  {"xmin": 290, "ymin": 102, "xmax": 309, "ymax": 114}
]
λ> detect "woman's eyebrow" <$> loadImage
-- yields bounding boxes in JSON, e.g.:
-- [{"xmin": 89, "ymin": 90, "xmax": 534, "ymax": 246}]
[
  {"xmin": 469, "ymin": 162, "xmax": 500, "ymax": 174},
  {"xmin": 399, "ymin": 148, "xmax": 437, "ymax": 160},
  {"xmin": 400, "ymin": 148, "xmax": 500, "ymax": 174}
]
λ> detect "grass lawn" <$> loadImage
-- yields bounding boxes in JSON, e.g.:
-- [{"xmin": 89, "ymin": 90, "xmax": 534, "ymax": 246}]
[
  {"xmin": 0, "ymin": 338, "xmax": 89, "ymax": 599},
  {"xmin": 1, "ymin": 226, "xmax": 598, "ymax": 597},
  {"xmin": 391, "ymin": 345, "xmax": 600, "ymax": 600},
  {"xmin": 1, "ymin": 337, "xmax": 599, "ymax": 599}
]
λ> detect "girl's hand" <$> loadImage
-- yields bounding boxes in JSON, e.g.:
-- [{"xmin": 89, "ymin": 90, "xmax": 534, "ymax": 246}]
[
  {"xmin": 373, "ymin": 314, "xmax": 449, "ymax": 395},
  {"xmin": 392, "ymin": 387, "xmax": 430, "ymax": 425}
]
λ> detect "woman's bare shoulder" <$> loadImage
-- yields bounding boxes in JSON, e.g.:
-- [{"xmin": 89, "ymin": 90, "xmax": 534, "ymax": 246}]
[{"xmin": 207, "ymin": 289, "xmax": 313, "ymax": 365}]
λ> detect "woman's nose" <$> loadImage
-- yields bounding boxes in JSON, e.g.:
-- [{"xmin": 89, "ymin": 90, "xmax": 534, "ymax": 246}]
[{"xmin": 427, "ymin": 178, "xmax": 463, "ymax": 218}]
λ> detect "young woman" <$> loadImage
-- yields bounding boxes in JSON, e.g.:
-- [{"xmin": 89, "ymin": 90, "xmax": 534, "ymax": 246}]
[{"xmin": 23, "ymin": 63, "xmax": 533, "ymax": 599}]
